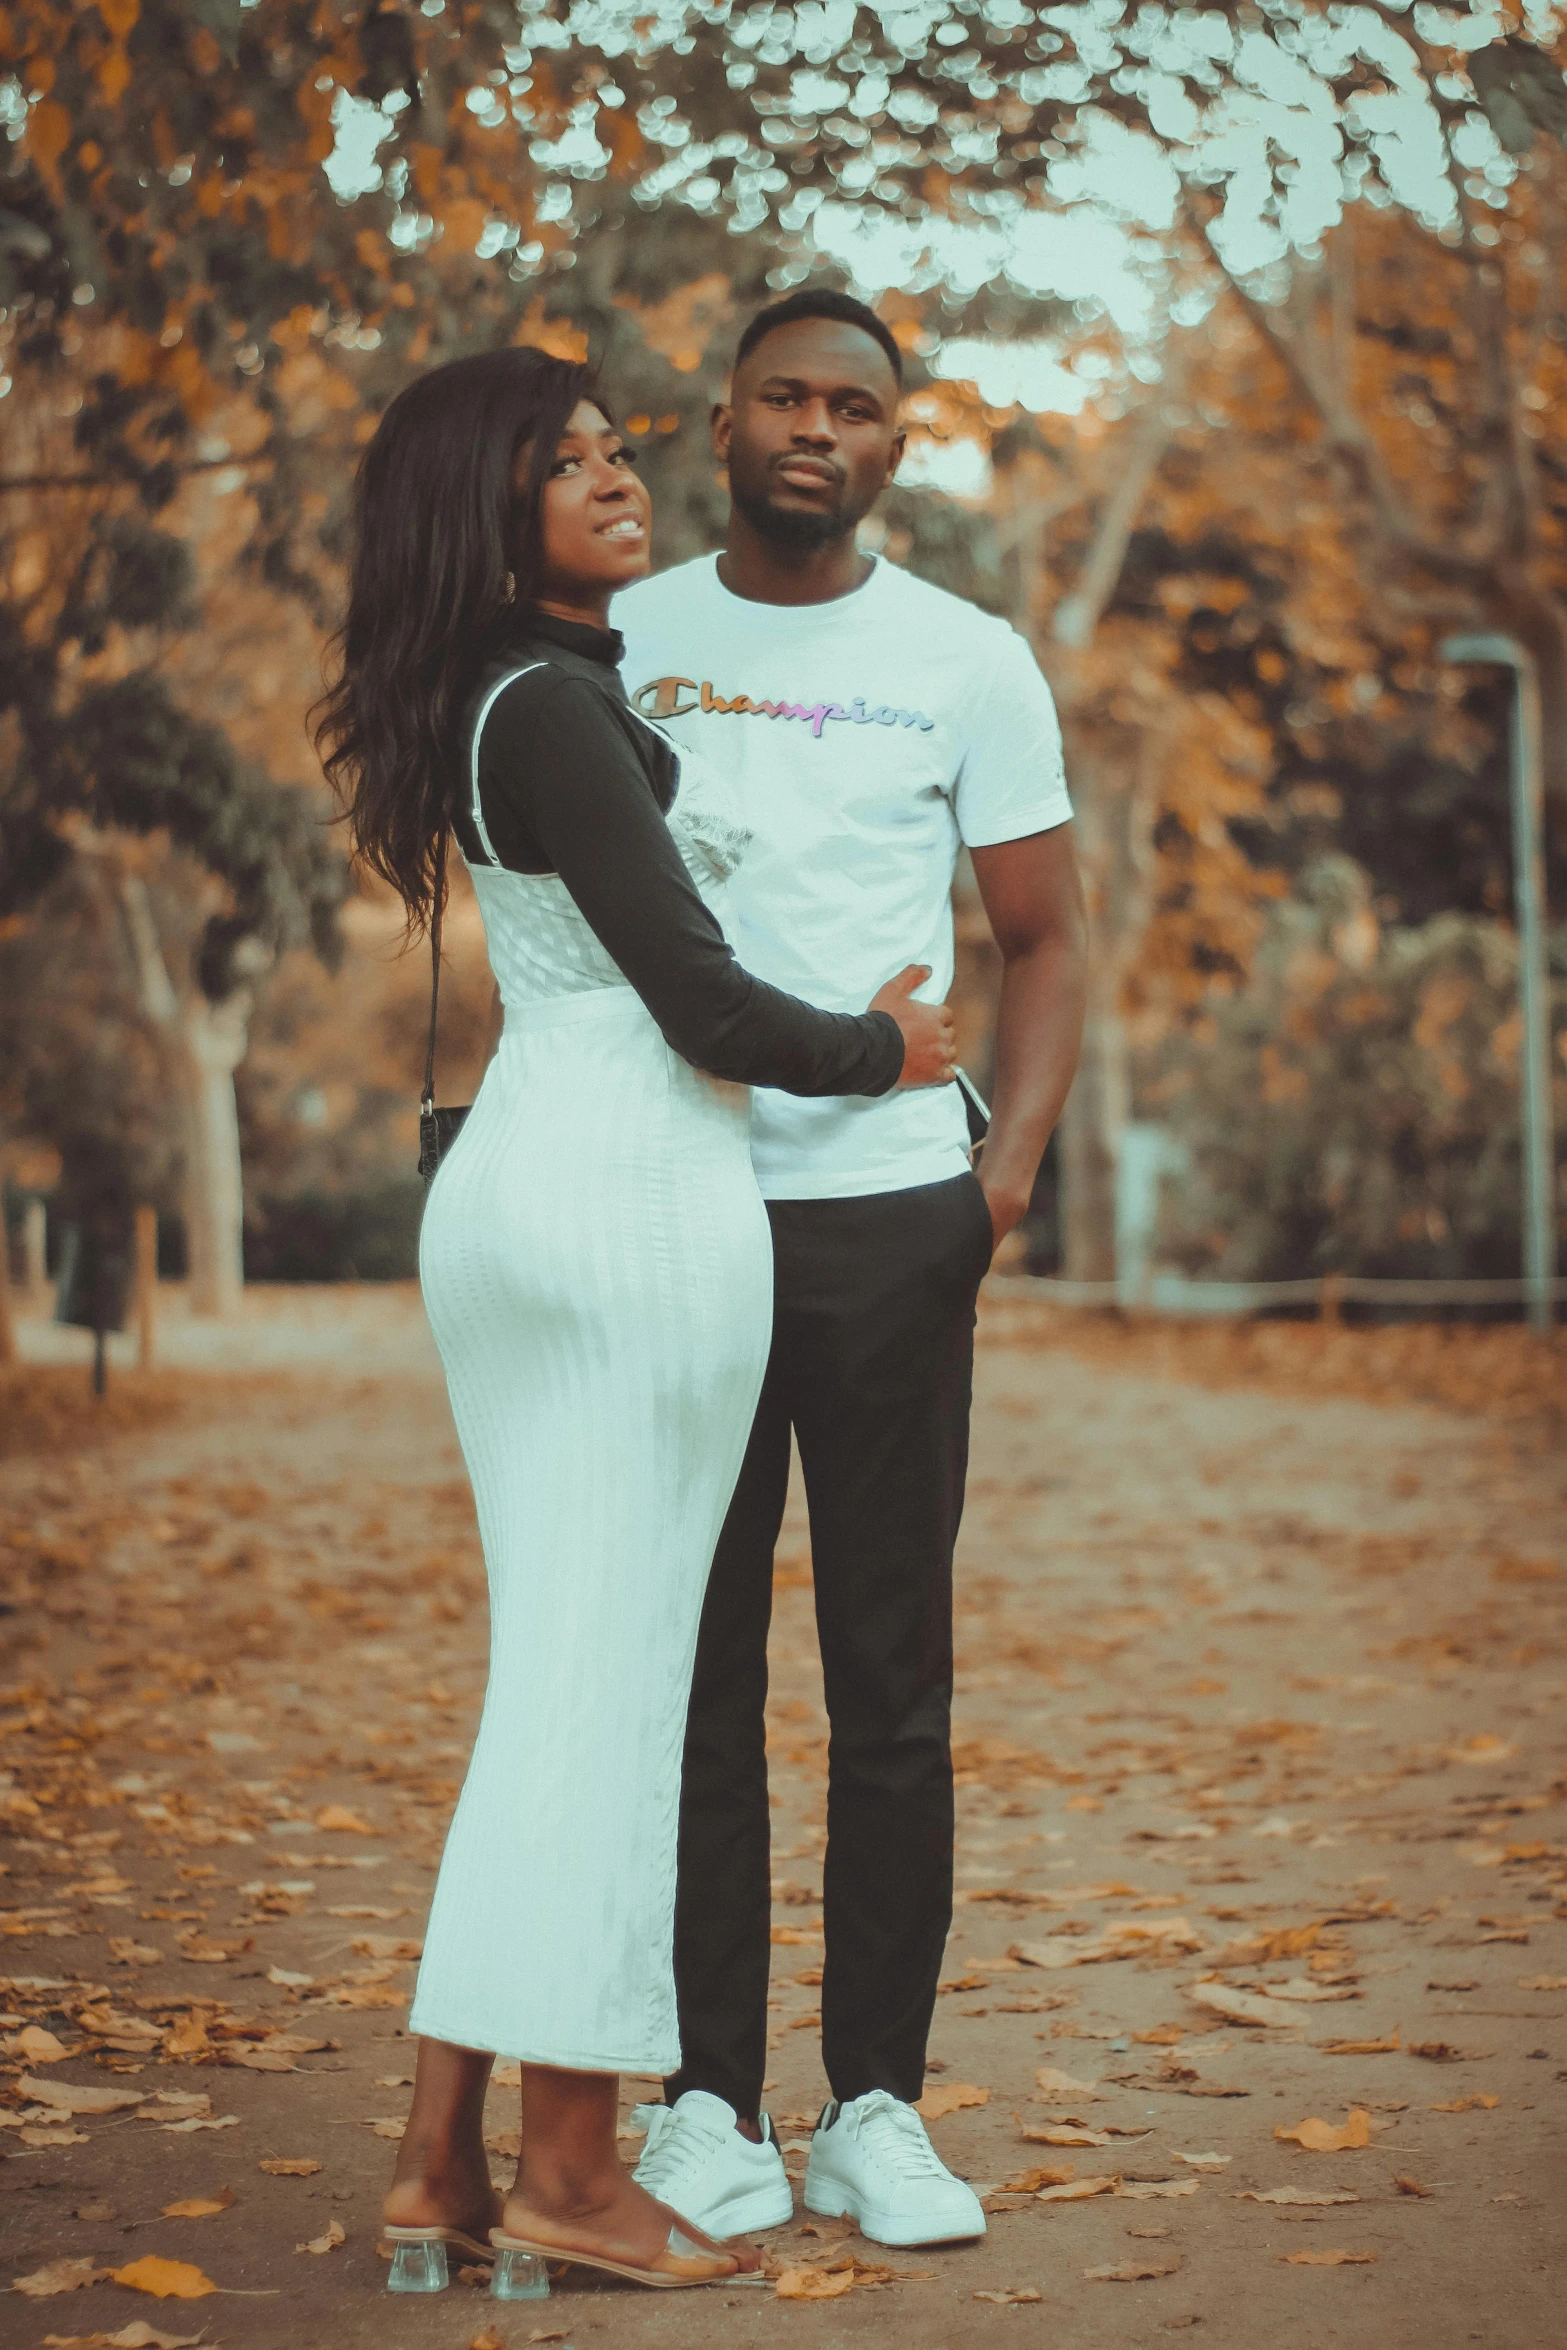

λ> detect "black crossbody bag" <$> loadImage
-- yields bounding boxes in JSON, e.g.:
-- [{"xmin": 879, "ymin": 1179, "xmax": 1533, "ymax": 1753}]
[{"xmin": 417, "ymin": 830, "xmax": 470, "ymax": 1188}]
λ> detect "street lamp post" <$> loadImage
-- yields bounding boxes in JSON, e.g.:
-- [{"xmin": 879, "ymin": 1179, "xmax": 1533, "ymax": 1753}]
[{"xmin": 1440, "ymin": 633, "xmax": 1557, "ymax": 1333}]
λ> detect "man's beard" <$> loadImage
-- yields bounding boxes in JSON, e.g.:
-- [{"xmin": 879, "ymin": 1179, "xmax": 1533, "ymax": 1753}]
[{"xmin": 731, "ymin": 469, "xmax": 856, "ymax": 552}]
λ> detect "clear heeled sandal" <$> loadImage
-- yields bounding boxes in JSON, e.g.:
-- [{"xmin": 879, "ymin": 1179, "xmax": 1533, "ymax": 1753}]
[
  {"xmin": 384, "ymin": 2224, "xmax": 503, "ymax": 2294},
  {"xmin": 489, "ymin": 2219, "xmax": 738, "ymax": 2292},
  {"xmin": 489, "ymin": 2242, "xmax": 553, "ymax": 2298}
]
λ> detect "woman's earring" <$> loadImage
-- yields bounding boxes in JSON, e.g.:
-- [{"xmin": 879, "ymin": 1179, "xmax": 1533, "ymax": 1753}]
[{"xmin": 504, "ymin": 571, "xmax": 516, "ymax": 605}]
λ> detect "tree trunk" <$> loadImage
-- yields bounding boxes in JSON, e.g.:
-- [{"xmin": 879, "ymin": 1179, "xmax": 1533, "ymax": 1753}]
[
  {"xmin": 22, "ymin": 1199, "xmax": 49, "ymax": 1302},
  {"xmin": 1052, "ymin": 726, "xmax": 1163, "ymax": 1285},
  {"xmin": 1060, "ymin": 966, "xmax": 1127, "ymax": 1284},
  {"xmin": 0, "ymin": 1212, "xmax": 18, "ymax": 1366},
  {"xmin": 1004, "ymin": 383, "xmax": 1181, "ymax": 1285},
  {"xmin": 178, "ymin": 992, "xmax": 251, "ymax": 1320},
  {"xmin": 115, "ymin": 869, "xmax": 251, "ymax": 1323}
]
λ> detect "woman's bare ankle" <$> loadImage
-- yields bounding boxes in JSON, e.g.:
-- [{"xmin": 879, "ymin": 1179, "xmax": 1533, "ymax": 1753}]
[
  {"xmin": 384, "ymin": 2138, "xmax": 500, "ymax": 2233},
  {"xmin": 512, "ymin": 2164, "xmax": 625, "ymax": 2224}
]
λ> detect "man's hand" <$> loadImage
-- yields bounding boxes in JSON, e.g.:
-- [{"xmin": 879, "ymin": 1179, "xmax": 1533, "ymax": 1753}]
[
  {"xmin": 977, "ymin": 1168, "xmax": 1032, "ymax": 1253},
  {"xmin": 968, "ymin": 827, "xmax": 1087, "ymax": 1255}
]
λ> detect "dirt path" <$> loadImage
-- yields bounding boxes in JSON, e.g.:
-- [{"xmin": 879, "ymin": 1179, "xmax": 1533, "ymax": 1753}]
[{"xmin": 3, "ymin": 1290, "xmax": 1564, "ymax": 2349}]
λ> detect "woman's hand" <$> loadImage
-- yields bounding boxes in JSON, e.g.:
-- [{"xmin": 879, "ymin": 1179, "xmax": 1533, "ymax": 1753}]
[{"xmin": 869, "ymin": 965, "xmax": 958, "ymax": 1091}]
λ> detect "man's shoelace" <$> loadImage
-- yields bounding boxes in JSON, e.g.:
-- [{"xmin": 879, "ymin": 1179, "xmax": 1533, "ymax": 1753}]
[
  {"xmin": 844, "ymin": 2092, "xmax": 952, "ymax": 2180},
  {"xmin": 632, "ymin": 2103, "xmax": 726, "ymax": 2193}
]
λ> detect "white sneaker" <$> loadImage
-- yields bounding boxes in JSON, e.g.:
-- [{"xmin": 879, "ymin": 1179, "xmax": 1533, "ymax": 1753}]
[
  {"xmin": 804, "ymin": 2090, "xmax": 987, "ymax": 2246},
  {"xmin": 631, "ymin": 2090, "xmax": 795, "ymax": 2238}
]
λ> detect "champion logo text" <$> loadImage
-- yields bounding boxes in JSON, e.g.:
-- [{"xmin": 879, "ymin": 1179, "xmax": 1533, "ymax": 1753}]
[{"xmin": 632, "ymin": 675, "xmax": 937, "ymax": 739}]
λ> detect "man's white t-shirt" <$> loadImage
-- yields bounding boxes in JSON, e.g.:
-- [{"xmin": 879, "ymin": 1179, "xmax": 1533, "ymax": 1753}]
[{"xmin": 616, "ymin": 554, "xmax": 1072, "ymax": 1201}]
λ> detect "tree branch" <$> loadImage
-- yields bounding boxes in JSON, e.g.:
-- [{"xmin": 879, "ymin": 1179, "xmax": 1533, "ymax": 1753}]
[
  {"xmin": 991, "ymin": 481, "xmax": 1092, "ymax": 557},
  {"xmin": 113, "ymin": 869, "xmax": 181, "ymax": 1029},
  {"xmin": 1359, "ymin": 8, "xmax": 1536, "ymax": 563},
  {"xmin": 0, "ymin": 454, "xmax": 266, "ymax": 496},
  {"xmin": 1326, "ymin": 221, "xmax": 1356, "ymax": 425},
  {"xmin": 1190, "ymin": 203, "xmax": 1517, "ymax": 595},
  {"xmin": 1052, "ymin": 348, "xmax": 1187, "ymax": 650}
]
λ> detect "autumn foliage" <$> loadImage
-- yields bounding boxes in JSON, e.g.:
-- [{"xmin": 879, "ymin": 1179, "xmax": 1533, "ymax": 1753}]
[{"xmin": 1, "ymin": 3, "xmax": 1563, "ymax": 1291}]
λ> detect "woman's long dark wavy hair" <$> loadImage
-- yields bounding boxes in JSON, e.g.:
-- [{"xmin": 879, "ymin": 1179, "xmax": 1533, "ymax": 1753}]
[{"xmin": 314, "ymin": 346, "xmax": 601, "ymax": 933}]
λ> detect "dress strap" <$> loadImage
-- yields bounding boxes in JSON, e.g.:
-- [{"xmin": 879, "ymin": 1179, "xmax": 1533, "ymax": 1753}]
[{"xmin": 469, "ymin": 663, "xmax": 548, "ymax": 867}]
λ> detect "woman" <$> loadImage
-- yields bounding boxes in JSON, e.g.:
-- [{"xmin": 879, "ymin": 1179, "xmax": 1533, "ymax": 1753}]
[{"xmin": 316, "ymin": 346, "xmax": 955, "ymax": 2294}]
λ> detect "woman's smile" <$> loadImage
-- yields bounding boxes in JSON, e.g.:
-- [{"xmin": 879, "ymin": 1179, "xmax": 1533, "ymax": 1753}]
[{"xmin": 528, "ymin": 397, "xmax": 655, "ymax": 624}]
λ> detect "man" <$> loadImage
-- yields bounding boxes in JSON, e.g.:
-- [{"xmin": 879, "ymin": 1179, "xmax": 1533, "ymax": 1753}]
[{"xmin": 617, "ymin": 289, "xmax": 1086, "ymax": 2249}]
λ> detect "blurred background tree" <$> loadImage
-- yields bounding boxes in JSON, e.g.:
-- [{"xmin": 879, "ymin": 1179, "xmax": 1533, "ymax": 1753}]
[
  {"xmin": 1, "ymin": 1, "xmax": 1562, "ymax": 1299},
  {"xmin": 0, "ymin": 851, "xmax": 182, "ymax": 1235},
  {"xmin": 1153, "ymin": 853, "xmax": 1564, "ymax": 1284},
  {"xmin": 0, "ymin": 482, "xmax": 346, "ymax": 1312}
]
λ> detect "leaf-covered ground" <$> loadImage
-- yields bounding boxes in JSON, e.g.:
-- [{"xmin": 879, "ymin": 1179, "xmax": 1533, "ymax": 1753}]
[{"xmin": 2, "ymin": 1288, "xmax": 1564, "ymax": 2349}]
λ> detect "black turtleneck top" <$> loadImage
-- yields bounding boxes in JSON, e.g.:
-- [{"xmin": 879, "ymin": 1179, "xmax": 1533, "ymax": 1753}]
[{"xmin": 451, "ymin": 610, "xmax": 904, "ymax": 1100}]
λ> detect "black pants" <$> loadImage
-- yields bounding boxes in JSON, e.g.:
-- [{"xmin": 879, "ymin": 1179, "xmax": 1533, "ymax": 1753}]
[{"xmin": 665, "ymin": 1171, "xmax": 992, "ymax": 2116}]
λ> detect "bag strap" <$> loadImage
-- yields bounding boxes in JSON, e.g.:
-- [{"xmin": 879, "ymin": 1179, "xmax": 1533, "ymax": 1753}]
[
  {"xmin": 422, "ymin": 660, "xmax": 551, "ymax": 1111},
  {"xmin": 421, "ymin": 827, "xmax": 446, "ymax": 1119},
  {"xmin": 468, "ymin": 660, "xmax": 547, "ymax": 867}
]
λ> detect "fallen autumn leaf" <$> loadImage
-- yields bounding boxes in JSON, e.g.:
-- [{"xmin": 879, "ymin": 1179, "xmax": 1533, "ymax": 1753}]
[
  {"xmin": 7, "ymin": 2024, "xmax": 69, "ymax": 2061},
  {"xmin": 1184, "ymin": 1983, "xmax": 1308, "ymax": 2029},
  {"xmin": 1024, "ymin": 2123, "xmax": 1120, "ymax": 2147},
  {"xmin": 1237, "ymin": 2187, "xmax": 1359, "ymax": 2206},
  {"xmin": 40, "ymin": 2328, "xmax": 207, "ymax": 2349},
  {"xmin": 774, "ymin": 2266, "xmax": 856, "ymax": 2299},
  {"xmin": 1033, "ymin": 2064, "xmax": 1102, "ymax": 2101},
  {"xmin": 159, "ymin": 2189, "xmax": 235, "ymax": 2220},
  {"xmin": 108, "ymin": 2258, "xmax": 217, "ymax": 2300},
  {"xmin": 12, "ymin": 2258, "xmax": 106, "ymax": 2298},
  {"xmin": 1280, "ymin": 2248, "xmax": 1378, "ymax": 2266},
  {"xmin": 1084, "ymin": 2258, "xmax": 1181, "ymax": 2282},
  {"xmin": 295, "ymin": 2220, "xmax": 345, "ymax": 2255},
  {"xmin": 914, "ymin": 2081, "xmax": 989, "ymax": 2120},
  {"xmin": 1273, "ymin": 2109, "xmax": 1371, "ymax": 2152},
  {"xmin": 20, "ymin": 2074, "xmax": 145, "ymax": 2115}
]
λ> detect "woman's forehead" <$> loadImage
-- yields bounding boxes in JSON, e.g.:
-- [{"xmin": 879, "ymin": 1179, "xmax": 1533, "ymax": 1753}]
[{"xmin": 559, "ymin": 398, "xmax": 614, "ymax": 440}]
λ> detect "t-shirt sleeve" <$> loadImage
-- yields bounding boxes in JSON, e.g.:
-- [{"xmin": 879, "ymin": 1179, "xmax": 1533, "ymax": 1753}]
[
  {"xmin": 951, "ymin": 625, "xmax": 1074, "ymax": 849},
  {"xmin": 479, "ymin": 674, "xmax": 904, "ymax": 1099}
]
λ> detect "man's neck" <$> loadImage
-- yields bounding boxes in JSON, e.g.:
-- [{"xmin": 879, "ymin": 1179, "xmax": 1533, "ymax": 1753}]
[{"xmin": 716, "ymin": 512, "xmax": 874, "ymax": 607}]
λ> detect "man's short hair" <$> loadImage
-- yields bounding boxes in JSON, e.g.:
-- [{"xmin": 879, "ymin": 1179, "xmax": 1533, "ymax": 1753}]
[{"xmin": 734, "ymin": 289, "xmax": 904, "ymax": 389}]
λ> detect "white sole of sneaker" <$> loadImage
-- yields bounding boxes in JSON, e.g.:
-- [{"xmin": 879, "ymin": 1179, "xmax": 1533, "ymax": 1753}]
[
  {"xmin": 664, "ymin": 2178, "xmax": 797, "ymax": 2239},
  {"xmin": 802, "ymin": 2179, "xmax": 984, "ymax": 2247}
]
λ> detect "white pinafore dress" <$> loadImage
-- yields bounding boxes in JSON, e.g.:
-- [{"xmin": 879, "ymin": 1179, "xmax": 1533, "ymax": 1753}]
[{"xmin": 408, "ymin": 672, "xmax": 771, "ymax": 2073}]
